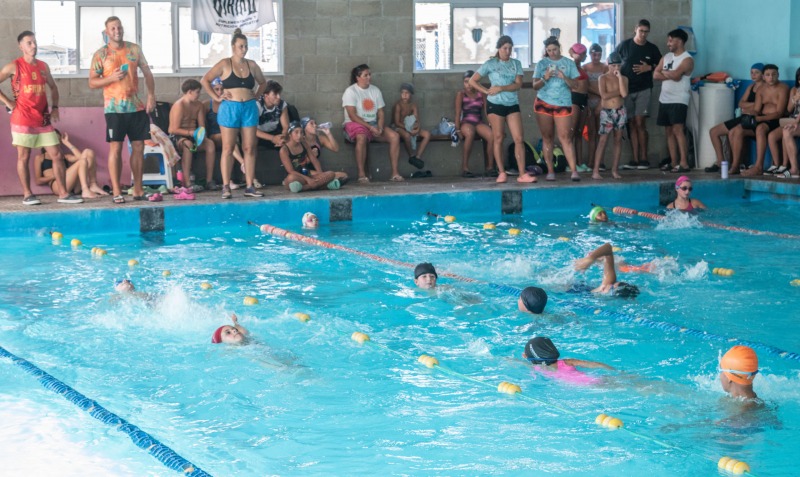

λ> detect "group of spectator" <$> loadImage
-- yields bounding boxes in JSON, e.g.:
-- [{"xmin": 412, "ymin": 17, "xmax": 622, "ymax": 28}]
[
  {"xmin": 707, "ymin": 63, "xmax": 800, "ymax": 179},
  {"xmin": 3, "ymin": 16, "xmax": 794, "ymax": 206}
]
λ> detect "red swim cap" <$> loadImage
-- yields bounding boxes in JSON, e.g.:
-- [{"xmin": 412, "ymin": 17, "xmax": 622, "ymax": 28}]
[{"xmin": 211, "ymin": 326, "xmax": 225, "ymax": 344}]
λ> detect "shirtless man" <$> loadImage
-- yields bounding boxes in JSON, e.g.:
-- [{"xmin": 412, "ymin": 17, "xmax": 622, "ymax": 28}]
[
  {"xmin": 654, "ymin": 29, "xmax": 694, "ymax": 173},
  {"xmin": 169, "ymin": 79, "xmax": 217, "ymax": 191},
  {"xmin": 736, "ymin": 64, "xmax": 789, "ymax": 176},
  {"xmin": 592, "ymin": 52, "xmax": 628, "ymax": 180}
]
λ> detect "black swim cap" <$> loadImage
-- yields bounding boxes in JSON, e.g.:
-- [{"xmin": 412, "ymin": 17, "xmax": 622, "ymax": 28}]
[
  {"xmin": 414, "ymin": 262, "xmax": 437, "ymax": 279},
  {"xmin": 613, "ymin": 282, "xmax": 640, "ymax": 299},
  {"xmin": 523, "ymin": 337, "xmax": 560, "ymax": 365},
  {"xmin": 520, "ymin": 286, "xmax": 548, "ymax": 314}
]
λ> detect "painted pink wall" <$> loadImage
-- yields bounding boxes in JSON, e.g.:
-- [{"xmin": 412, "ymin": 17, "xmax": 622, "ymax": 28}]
[{"xmin": 0, "ymin": 107, "xmax": 130, "ymax": 197}]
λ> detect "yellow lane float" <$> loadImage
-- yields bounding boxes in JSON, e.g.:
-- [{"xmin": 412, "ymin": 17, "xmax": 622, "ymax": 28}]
[
  {"xmin": 595, "ymin": 413, "xmax": 623, "ymax": 429},
  {"xmin": 70, "ymin": 238, "xmax": 82, "ymax": 247},
  {"xmin": 497, "ymin": 381, "xmax": 521, "ymax": 394},
  {"xmin": 713, "ymin": 268, "xmax": 735, "ymax": 276},
  {"xmin": 243, "ymin": 296, "xmax": 259, "ymax": 305},
  {"xmin": 483, "ymin": 223, "xmax": 496, "ymax": 230},
  {"xmin": 718, "ymin": 456, "xmax": 751, "ymax": 475},
  {"xmin": 351, "ymin": 332, "xmax": 370, "ymax": 344},
  {"xmin": 200, "ymin": 282, "xmax": 212, "ymax": 290},
  {"xmin": 508, "ymin": 228, "xmax": 520, "ymax": 236},
  {"xmin": 418, "ymin": 354, "xmax": 439, "ymax": 368},
  {"xmin": 444, "ymin": 215, "xmax": 456, "ymax": 223},
  {"xmin": 294, "ymin": 312, "xmax": 311, "ymax": 322}
]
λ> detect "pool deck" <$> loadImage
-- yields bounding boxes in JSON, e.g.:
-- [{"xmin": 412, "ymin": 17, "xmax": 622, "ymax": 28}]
[{"xmin": 1, "ymin": 170, "xmax": 797, "ymax": 214}]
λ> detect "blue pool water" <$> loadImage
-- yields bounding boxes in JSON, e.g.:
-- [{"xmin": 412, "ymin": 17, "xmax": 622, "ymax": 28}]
[{"xmin": 1, "ymin": 180, "xmax": 799, "ymax": 476}]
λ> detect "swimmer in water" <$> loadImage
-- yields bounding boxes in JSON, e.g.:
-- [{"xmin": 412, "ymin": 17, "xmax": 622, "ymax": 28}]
[
  {"xmin": 720, "ymin": 345, "xmax": 759, "ymax": 400},
  {"xmin": 414, "ymin": 262, "xmax": 437, "ymax": 289},
  {"xmin": 667, "ymin": 175, "xmax": 707, "ymax": 211},
  {"xmin": 302, "ymin": 212, "xmax": 319, "ymax": 229},
  {"xmin": 522, "ymin": 336, "xmax": 613, "ymax": 386},
  {"xmin": 211, "ymin": 313, "xmax": 249, "ymax": 345},
  {"xmin": 517, "ymin": 286, "xmax": 548, "ymax": 314},
  {"xmin": 573, "ymin": 243, "xmax": 640, "ymax": 298},
  {"xmin": 588, "ymin": 206, "xmax": 608, "ymax": 223},
  {"xmin": 113, "ymin": 279, "xmax": 153, "ymax": 301}
]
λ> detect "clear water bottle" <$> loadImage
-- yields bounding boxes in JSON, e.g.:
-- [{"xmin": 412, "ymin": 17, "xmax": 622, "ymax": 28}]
[
  {"xmin": 318, "ymin": 121, "xmax": 332, "ymax": 130},
  {"xmin": 721, "ymin": 160, "xmax": 729, "ymax": 179}
]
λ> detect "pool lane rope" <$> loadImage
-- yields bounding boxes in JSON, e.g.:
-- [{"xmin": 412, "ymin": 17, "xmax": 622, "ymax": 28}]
[
  {"xmin": 0, "ymin": 344, "xmax": 212, "ymax": 477},
  {"xmin": 349, "ymin": 332, "xmax": 757, "ymax": 476},
  {"xmin": 612, "ymin": 206, "xmax": 800, "ymax": 240},
  {"xmin": 252, "ymin": 221, "xmax": 800, "ymax": 363}
]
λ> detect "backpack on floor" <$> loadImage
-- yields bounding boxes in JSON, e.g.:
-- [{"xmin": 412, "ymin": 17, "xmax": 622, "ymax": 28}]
[
  {"xmin": 506, "ymin": 140, "xmax": 541, "ymax": 170},
  {"xmin": 552, "ymin": 145, "xmax": 567, "ymax": 173}
]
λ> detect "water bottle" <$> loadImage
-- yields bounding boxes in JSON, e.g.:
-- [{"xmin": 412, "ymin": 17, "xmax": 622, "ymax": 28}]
[
  {"xmin": 318, "ymin": 122, "xmax": 332, "ymax": 130},
  {"xmin": 450, "ymin": 129, "xmax": 459, "ymax": 147},
  {"xmin": 721, "ymin": 160, "xmax": 729, "ymax": 180}
]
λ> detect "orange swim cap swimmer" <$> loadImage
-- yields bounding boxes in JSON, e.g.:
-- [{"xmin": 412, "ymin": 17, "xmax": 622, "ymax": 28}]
[{"xmin": 720, "ymin": 345, "xmax": 759, "ymax": 385}]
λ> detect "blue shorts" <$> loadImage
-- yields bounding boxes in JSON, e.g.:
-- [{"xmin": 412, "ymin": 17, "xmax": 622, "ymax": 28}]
[{"xmin": 218, "ymin": 99, "xmax": 258, "ymax": 129}]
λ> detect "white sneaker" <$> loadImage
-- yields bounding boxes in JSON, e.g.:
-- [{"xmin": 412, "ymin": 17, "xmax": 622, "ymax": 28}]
[
  {"xmin": 253, "ymin": 178, "xmax": 264, "ymax": 189},
  {"xmin": 229, "ymin": 182, "xmax": 242, "ymax": 190},
  {"xmin": 22, "ymin": 195, "xmax": 41, "ymax": 206}
]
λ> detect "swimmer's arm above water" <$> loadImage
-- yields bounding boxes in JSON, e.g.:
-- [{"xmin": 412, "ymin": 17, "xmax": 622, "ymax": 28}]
[
  {"xmin": 231, "ymin": 313, "xmax": 249, "ymax": 336},
  {"xmin": 562, "ymin": 358, "xmax": 614, "ymax": 370}
]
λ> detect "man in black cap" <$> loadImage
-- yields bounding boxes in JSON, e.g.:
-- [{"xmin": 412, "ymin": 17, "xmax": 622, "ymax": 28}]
[
  {"xmin": 518, "ymin": 286, "xmax": 548, "ymax": 314},
  {"xmin": 414, "ymin": 262, "xmax": 438, "ymax": 289}
]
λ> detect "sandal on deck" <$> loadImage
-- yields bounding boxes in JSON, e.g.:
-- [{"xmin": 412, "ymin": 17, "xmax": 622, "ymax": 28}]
[{"xmin": 113, "ymin": 195, "xmax": 125, "ymax": 204}]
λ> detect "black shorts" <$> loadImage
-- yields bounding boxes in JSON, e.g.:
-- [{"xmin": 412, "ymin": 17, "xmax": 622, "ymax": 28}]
[
  {"xmin": 758, "ymin": 119, "xmax": 781, "ymax": 132},
  {"xmin": 105, "ymin": 111, "xmax": 150, "ymax": 143},
  {"xmin": 571, "ymin": 92, "xmax": 588, "ymax": 110},
  {"xmin": 723, "ymin": 116, "xmax": 743, "ymax": 130},
  {"xmin": 656, "ymin": 103, "xmax": 688, "ymax": 126},
  {"xmin": 486, "ymin": 102, "xmax": 520, "ymax": 117}
]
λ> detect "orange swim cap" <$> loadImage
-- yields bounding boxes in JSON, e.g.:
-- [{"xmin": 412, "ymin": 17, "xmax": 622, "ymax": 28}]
[{"xmin": 720, "ymin": 345, "xmax": 759, "ymax": 385}]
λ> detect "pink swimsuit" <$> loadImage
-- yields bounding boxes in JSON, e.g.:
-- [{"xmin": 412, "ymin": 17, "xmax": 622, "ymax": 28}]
[{"xmin": 533, "ymin": 360, "xmax": 601, "ymax": 386}]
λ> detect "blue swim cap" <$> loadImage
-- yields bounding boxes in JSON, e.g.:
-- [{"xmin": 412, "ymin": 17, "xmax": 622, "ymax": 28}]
[
  {"xmin": 300, "ymin": 116, "xmax": 313, "ymax": 130},
  {"xmin": 211, "ymin": 77, "xmax": 223, "ymax": 86},
  {"xmin": 751, "ymin": 63, "xmax": 765, "ymax": 72}
]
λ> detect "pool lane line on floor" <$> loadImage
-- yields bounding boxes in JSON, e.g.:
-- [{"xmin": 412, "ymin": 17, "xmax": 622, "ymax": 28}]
[
  {"xmin": 253, "ymin": 221, "xmax": 800, "ymax": 364},
  {"xmin": 349, "ymin": 333, "xmax": 758, "ymax": 477},
  {"xmin": 612, "ymin": 206, "xmax": 800, "ymax": 240},
  {"xmin": 0, "ymin": 344, "xmax": 212, "ymax": 477}
]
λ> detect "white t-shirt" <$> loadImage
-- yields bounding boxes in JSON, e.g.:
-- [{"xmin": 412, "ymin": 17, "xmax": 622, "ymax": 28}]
[
  {"xmin": 342, "ymin": 83, "xmax": 385, "ymax": 124},
  {"xmin": 659, "ymin": 51, "xmax": 692, "ymax": 105}
]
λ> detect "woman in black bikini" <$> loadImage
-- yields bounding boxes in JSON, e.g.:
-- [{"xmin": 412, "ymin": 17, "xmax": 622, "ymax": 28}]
[
  {"xmin": 279, "ymin": 121, "xmax": 342, "ymax": 193},
  {"xmin": 201, "ymin": 28, "xmax": 267, "ymax": 199}
]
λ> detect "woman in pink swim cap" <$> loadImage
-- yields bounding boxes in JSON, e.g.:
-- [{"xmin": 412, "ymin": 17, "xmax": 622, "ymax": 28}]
[
  {"xmin": 212, "ymin": 313, "xmax": 249, "ymax": 345},
  {"xmin": 667, "ymin": 176, "xmax": 706, "ymax": 211}
]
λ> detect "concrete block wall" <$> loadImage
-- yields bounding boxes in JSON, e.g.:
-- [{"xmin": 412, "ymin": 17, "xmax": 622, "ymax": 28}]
[{"xmin": 1, "ymin": 1, "xmax": 691, "ymax": 185}]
